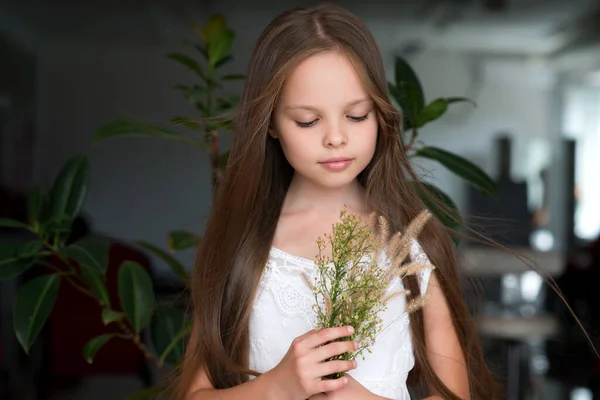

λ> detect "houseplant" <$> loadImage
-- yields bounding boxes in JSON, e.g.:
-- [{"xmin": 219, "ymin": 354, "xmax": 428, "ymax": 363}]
[{"xmin": 0, "ymin": 13, "xmax": 496, "ymax": 399}]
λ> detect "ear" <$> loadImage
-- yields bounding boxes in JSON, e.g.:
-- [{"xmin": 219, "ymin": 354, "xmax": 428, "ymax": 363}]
[{"xmin": 268, "ymin": 126, "xmax": 278, "ymax": 139}]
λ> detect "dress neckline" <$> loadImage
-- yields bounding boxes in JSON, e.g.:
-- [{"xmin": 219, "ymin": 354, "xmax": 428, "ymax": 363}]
[{"xmin": 269, "ymin": 247, "xmax": 317, "ymax": 266}]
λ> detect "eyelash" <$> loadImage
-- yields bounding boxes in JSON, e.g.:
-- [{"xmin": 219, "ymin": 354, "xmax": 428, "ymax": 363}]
[{"xmin": 295, "ymin": 113, "xmax": 370, "ymax": 128}]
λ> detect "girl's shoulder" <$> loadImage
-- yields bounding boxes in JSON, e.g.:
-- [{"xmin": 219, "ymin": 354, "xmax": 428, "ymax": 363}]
[
  {"xmin": 409, "ymin": 238, "xmax": 431, "ymax": 265},
  {"xmin": 412, "ymin": 239, "xmax": 434, "ymax": 295},
  {"xmin": 397, "ymin": 238, "xmax": 434, "ymax": 295}
]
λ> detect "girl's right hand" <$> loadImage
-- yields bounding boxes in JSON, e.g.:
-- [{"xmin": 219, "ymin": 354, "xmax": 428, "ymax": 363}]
[{"xmin": 268, "ymin": 325, "xmax": 358, "ymax": 400}]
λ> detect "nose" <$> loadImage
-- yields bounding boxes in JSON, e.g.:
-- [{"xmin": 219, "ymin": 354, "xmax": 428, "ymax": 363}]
[{"xmin": 323, "ymin": 124, "xmax": 347, "ymax": 148}]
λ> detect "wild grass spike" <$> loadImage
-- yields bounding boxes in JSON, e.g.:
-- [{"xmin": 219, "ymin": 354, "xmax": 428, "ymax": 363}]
[{"xmin": 304, "ymin": 208, "xmax": 435, "ymax": 378}]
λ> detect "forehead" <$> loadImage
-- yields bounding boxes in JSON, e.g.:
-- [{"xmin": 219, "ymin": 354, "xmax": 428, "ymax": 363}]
[{"xmin": 279, "ymin": 51, "xmax": 370, "ymax": 106}]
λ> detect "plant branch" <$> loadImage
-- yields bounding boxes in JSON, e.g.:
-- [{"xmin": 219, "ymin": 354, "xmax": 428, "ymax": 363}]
[
  {"xmin": 118, "ymin": 320, "xmax": 165, "ymax": 372},
  {"xmin": 41, "ymin": 257, "xmax": 165, "ymax": 373},
  {"xmin": 405, "ymin": 127, "xmax": 418, "ymax": 151},
  {"xmin": 41, "ymin": 260, "xmax": 101, "ymax": 305},
  {"xmin": 159, "ymin": 323, "xmax": 192, "ymax": 364},
  {"xmin": 171, "ymin": 134, "xmax": 209, "ymax": 149}
]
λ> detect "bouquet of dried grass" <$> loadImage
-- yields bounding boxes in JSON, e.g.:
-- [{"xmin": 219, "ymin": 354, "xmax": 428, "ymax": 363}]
[{"xmin": 303, "ymin": 208, "xmax": 434, "ymax": 378}]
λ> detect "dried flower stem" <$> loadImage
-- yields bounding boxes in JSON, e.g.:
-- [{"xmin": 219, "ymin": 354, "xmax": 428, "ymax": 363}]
[{"xmin": 306, "ymin": 208, "xmax": 435, "ymax": 378}]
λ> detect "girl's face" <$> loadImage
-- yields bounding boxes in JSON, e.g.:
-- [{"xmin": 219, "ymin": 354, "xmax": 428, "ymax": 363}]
[{"xmin": 272, "ymin": 51, "xmax": 378, "ymax": 189}]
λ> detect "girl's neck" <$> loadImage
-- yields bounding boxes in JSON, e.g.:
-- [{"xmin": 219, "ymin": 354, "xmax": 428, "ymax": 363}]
[{"xmin": 282, "ymin": 174, "xmax": 370, "ymax": 216}]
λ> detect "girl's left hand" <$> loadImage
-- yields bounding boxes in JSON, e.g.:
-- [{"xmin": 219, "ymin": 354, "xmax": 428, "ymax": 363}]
[{"xmin": 309, "ymin": 375, "xmax": 377, "ymax": 399}]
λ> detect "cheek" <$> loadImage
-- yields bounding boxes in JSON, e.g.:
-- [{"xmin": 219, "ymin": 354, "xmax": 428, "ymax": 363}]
[
  {"xmin": 359, "ymin": 120, "xmax": 378, "ymax": 154},
  {"xmin": 279, "ymin": 133, "xmax": 315, "ymax": 166}
]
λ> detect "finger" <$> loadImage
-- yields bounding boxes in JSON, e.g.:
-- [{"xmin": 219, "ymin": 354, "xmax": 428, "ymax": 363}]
[
  {"xmin": 304, "ymin": 326, "xmax": 354, "ymax": 348},
  {"xmin": 314, "ymin": 360, "xmax": 357, "ymax": 379},
  {"xmin": 317, "ymin": 375, "xmax": 348, "ymax": 393},
  {"xmin": 313, "ymin": 340, "xmax": 357, "ymax": 362},
  {"xmin": 290, "ymin": 329, "xmax": 319, "ymax": 353}
]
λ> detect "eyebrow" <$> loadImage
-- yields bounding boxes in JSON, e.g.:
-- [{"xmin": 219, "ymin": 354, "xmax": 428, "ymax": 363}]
[{"xmin": 283, "ymin": 98, "xmax": 372, "ymax": 111}]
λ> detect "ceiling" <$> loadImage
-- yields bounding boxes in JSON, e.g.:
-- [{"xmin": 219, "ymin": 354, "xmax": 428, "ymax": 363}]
[{"xmin": 2, "ymin": 0, "xmax": 600, "ymax": 58}]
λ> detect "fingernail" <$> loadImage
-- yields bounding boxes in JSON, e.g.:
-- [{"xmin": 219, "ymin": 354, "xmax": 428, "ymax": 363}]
[
  {"xmin": 354, "ymin": 341, "xmax": 359, "ymax": 350},
  {"xmin": 348, "ymin": 326, "xmax": 354, "ymax": 334},
  {"xmin": 343, "ymin": 377, "xmax": 348, "ymax": 384},
  {"xmin": 353, "ymin": 360, "xmax": 358, "ymax": 368}
]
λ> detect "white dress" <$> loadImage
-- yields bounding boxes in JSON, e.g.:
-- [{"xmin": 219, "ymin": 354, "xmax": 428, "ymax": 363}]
[{"xmin": 249, "ymin": 239, "xmax": 433, "ymax": 400}]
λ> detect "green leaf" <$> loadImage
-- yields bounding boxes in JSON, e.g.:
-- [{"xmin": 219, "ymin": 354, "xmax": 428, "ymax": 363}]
[
  {"xmin": 174, "ymin": 84, "xmax": 206, "ymax": 102},
  {"xmin": 192, "ymin": 18, "xmax": 207, "ymax": 41},
  {"xmin": 0, "ymin": 218, "xmax": 30, "ymax": 230},
  {"xmin": 16, "ymin": 240, "xmax": 44, "ymax": 258},
  {"xmin": 398, "ymin": 82, "xmax": 423, "ymax": 124},
  {"xmin": 118, "ymin": 261, "xmax": 155, "ymax": 334},
  {"xmin": 412, "ymin": 182, "xmax": 462, "ymax": 242},
  {"xmin": 215, "ymin": 95, "xmax": 237, "ymax": 112},
  {"xmin": 446, "ymin": 96, "xmax": 477, "ymax": 107},
  {"xmin": 83, "ymin": 333, "xmax": 117, "ymax": 364},
  {"xmin": 137, "ymin": 241, "xmax": 190, "ymax": 285},
  {"xmin": 93, "ymin": 118, "xmax": 191, "ymax": 144},
  {"xmin": 42, "ymin": 214, "xmax": 72, "ymax": 235},
  {"xmin": 194, "ymin": 44, "xmax": 209, "ymax": 59},
  {"xmin": 388, "ymin": 81, "xmax": 422, "ymax": 131},
  {"xmin": 0, "ymin": 241, "xmax": 43, "ymax": 280},
  {"xmin": 171, "ymin": 116, "xmax": 202, "ymax": 131},
  {"xmin": 214, "ymin": 119, "xmax": 235, "ymax": 132},
  {"xmin": 209, "ymin": 29, "xmax": 235, "ymax": 70},
  {"xmin": 166, "ymin": 53, "xmax": 208, "ymax": 82},
  {"xmin": 37, "ymin": 194, "xmax": 53, "ymax": 227},
  {"xmin": 167, "ymin": 230, "xmax": 201, "ymax": 252},
  {"xmin": 195, "ymin": 101, "xmax": 211, "ymax": 118},
  {"xmin": 49, "ymin": 155, "xmax": 90, "ymax": 221},
  {"xmin": 152, "ymin": 307, "xmax": 187, "ymax": 365},
  {"xmin": 394, "ymin": 57, "xmax": 425, "ymax": 112},
  {"xmin": 80, "ymin": 265, "xmax": 110, "ymax": 306},
  {"xmin": 102, "ymin": 308, "xmax": 125, "ymax": 325},
  {"xmin": 215, "ymin": 55, "xmax": 233, "ymax": 68},
  {"xmin": 203, "ymin": 14, "xmax": 227, "ymax": 43},
  {"xmin": 27, "ymin": 185, "xmax": 45, "ymax": 225},
  {"xmin": 173, "ymin": 86, "xmax": 210, "ymax": 116},
  {"xmin": 221, "ymin": 73, "xmax": 245, "ymax": 81},
  {"xmin": 63, "ymin": 236, "xmax": 109, "ymax": 272},
  {"xmin": 414, "ymin": 98, "xmax": 448, "ymax": 128},
  {"xmin": 413, "ymin": 97, "xmax": 476, "ymax": 128},
  {"xmin": 218, "ymin": 150, "xmax": 230, "ymax": 170},
  {"xmin": 388, "ymin": 83, "xmax": 412, "ymax": 132},
  {"xmin": 14, "ymin": 274, "xmax": 60, "ymax": 354},
  {"xmin": 387, "ymin": 82, "xmax": 401, "ymax": 106},
  {"xmin": 414, "ymin": 147, "xmax": 498, "ymax": 196}
]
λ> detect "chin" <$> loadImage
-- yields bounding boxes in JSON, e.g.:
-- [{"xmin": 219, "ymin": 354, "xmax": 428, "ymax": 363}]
[
  {"xmin": 313, "ymin": 173, "xmax": 361, "ymax": 189},
  {"xmin": 291, "ymin": 162, "xmax": 368, "ymax": 189}
]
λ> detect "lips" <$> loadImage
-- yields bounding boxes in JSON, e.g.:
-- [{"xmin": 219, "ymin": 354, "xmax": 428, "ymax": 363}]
[
  {"xmin": 319, "ymin": 157, "xmax": 354, "ymax": 171},
  {"xmin": 320, "ymin": 157, "xmax": 352, "ymax": 164}
]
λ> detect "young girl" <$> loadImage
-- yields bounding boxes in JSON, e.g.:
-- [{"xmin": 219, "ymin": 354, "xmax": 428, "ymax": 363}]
[{"xmin": 176, "ymin": 3, "xmax": 498, "ymax": 399}]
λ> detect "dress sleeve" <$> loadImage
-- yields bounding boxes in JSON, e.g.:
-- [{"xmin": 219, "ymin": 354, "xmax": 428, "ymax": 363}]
[{"xmin": 410, "ymin": 238, "xmax": 435, "ymax": 296}]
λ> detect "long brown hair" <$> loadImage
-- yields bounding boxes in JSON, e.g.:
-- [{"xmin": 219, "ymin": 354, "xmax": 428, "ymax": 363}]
[{"xmin": 176, "ymin": 2, "xmax": 499, "ymax": 399}]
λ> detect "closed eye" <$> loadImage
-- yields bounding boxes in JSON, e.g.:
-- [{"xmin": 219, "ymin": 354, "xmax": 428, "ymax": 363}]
[
  {"xmin": 348, "ymin": 113, "xmax": 370, "ymax": 122},
  {"xmin": 295, "ymin": 119, "xmax": 318, "ymax": 128},
  {"xmin": 294, "ymin": 113, "xmax": 370, "ymax": 128}
]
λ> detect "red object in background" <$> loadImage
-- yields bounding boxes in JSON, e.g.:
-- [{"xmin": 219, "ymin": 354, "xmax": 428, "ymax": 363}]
[{"xmin": 46, "ymin": 240, "xmax": 152, "ymax": 377}]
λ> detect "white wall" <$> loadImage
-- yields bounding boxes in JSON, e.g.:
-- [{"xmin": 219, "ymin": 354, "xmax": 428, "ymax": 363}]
[
  {"xmin": 33, "ymin": 10, "xmax": 560, "ymax": 275},
  {"xmin": 405, "ymin": 51, "xmax": 555, "ymax": 213}
]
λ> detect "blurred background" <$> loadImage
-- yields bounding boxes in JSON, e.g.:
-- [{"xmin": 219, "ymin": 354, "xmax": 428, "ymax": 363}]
[{"xmin": 1, "ymin": 0, "xmax": 600, "ymax": 399}]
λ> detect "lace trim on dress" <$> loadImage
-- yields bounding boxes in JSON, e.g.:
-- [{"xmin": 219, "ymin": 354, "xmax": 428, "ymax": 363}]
[{"xmin": 249, "ymin": 239, "xmax": 434, "ymax": 400}]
